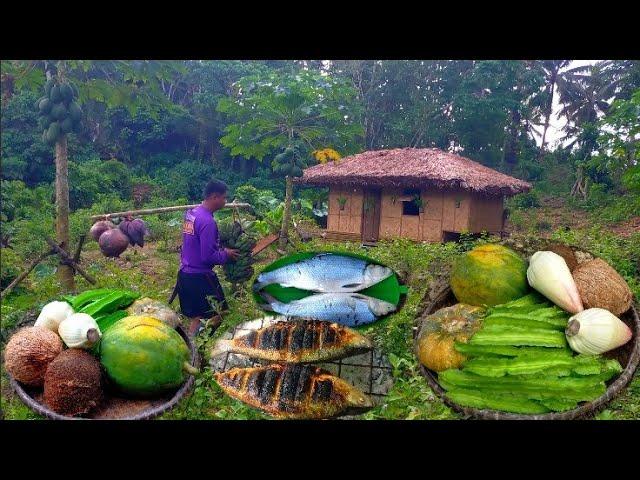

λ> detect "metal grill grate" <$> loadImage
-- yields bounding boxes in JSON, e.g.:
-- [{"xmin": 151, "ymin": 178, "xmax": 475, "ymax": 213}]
[{"xmin": 210, "ymin": 316, "xmax": 394, "ymax": 405}]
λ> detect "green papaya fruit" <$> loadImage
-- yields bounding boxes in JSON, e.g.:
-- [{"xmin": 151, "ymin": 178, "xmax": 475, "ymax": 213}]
[
  {"xmin": 60, "ymin": 117, "xmax": 74, "ymax": 134},
  {"xmin": 60, "ymin": 83, "xmax": 73, "ymax": 103},
  {"xmin": 51, "ymin": 103, "xmax": 67, "ymax": 121},
  {"xmin": 38, "ymin": 97, "xmax": 52, "ymax": 115},
  {"xmin": 49, "ymin": 84, "xmax": 62, "ymax": 103},
  {"xmin": 35, "ymin": 96, "xmax": 47, "ymax": 110},
  {"xmin": 68, "ymin": 102, "xmax": 82, "ymax": 122},
  {"xmin": 46, "ymin": 122, "xmax": 61, "ymax": 144},
  {"xmin": 100, "ymin": 316, "xmax": 196, "ymax": 396},
  {"xmin": 45, "ymin": 79, "xmax": 55, "ymax": 96}
]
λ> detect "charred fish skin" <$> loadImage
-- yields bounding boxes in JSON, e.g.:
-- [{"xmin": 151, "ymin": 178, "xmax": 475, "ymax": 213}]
[
  {"xmin": 212, "ymin": 320, "xmax": 373, "ymax": 363},
  {"xmin": 253, "ymin": 253, "xmax": 393, "ymax": 293},
  {"xmin": 260, "ymin": 292, "xmax": 397, "ymax": 327},
  {"xmin": 214, "ymin": 364, "xmax": 374, "ymax": 419}
]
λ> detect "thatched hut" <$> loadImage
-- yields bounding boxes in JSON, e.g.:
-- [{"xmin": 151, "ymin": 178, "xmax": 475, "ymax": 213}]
[{"xmin": 295, "ymin": 148, "xmax": 531, "ymax": 243}]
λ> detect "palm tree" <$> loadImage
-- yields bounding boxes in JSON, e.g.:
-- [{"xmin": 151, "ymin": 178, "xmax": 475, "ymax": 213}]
[
  {"xmin": 533, "ymin": 60, "xmax": 571, "ymax": 155},
  {"xmin": 556, "ymin": 62, "xmax": 619, "ymax": 198}
]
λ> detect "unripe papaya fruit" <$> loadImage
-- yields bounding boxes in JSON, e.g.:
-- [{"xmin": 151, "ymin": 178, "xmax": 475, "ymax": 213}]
[
  {"xmin": 49, "ymin": 84, "xmax": 62, "ymax": 103},
  {"xmin": 51, "ymin": 104, "xmax": 68, "ymax": 121}
]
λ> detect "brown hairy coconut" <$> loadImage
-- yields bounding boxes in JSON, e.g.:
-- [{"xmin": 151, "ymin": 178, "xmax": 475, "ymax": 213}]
[
  {"xmin": 43, "ymin": 349, "xmax": 103, "ymax": 416},
  {"xmin": 98, "ymin": 228, "xmax": 129, "ymax": 257},
  {"xmin": 573, "ymin": 258, "xmax": 633, "ymax": 316},
  {"xmin": 546, "ymin": 243, "xmax": 578, "ymax": 271},
  {"xmin": 4, "ymin": 327, "xmax": 63, "ymax": 387},
  {"xmin": 89, "ymin": 220, "xmax": 115, "ymax": 242}
]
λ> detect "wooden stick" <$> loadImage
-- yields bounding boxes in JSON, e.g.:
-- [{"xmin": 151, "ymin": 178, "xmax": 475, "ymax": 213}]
[
  {"xmin": 0, "ymin": 249, "xmax": 54, "ymax": 300},
  {"xmin": 45, "ymin": 237, "xmax": 96, "ymax": 285},
  {"xmin": 90, "ymin": 202, "xmax": 252, "ymax": 221},
  {"xmin": 72, "ymin": 234, "xmax": 86, "ymax": 271}
]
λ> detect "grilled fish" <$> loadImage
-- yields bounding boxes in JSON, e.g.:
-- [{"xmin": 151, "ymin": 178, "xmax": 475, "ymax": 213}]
[
  {"xmin": 211, "ymin": 320, "xmax": 373, "ymax": 363},
  {"xmin": 253, "ymin": 253, "xmax": 393, "ymax": 293},
  {"xmin": 259, "ymin": 292, "xmax": 396, "ymax": 326},
  {"xmin": 214, "ymin": 364, "xmax": 374, "ymax": 419}
]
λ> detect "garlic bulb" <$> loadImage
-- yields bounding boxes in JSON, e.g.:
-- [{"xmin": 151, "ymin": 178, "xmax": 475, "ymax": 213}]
[
  {"xmin": 565, "ymin": 308, "xmax": 633, "ymax": 355},
  {"xmin": 34, "ymin": 301, "xmax": 75, "ymax": 333},
  {"xmin": 58, "ymin": 313, "xmax": 102, "ymax": 349},
  {"xmin": 527, "ymin": 251, "xmax": 584, "ymax": 314}
]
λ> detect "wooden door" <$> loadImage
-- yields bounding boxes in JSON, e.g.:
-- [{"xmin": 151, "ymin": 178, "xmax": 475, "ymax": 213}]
[{"xmin": 361, "ymin": 188, "xmax": 381, "ymax": 242}]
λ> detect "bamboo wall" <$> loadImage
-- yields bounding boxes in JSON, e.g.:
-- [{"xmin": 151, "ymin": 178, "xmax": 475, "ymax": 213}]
[
  {"xmin": 326, "ymin": 186, "xmax": 504, "ymax": 242},
  {"xmin": 327, "ymin": 187, "xmax": 363, "ymax": 235}
]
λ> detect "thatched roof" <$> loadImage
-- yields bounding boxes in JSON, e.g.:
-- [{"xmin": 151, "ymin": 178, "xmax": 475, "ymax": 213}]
[{"xmin": 295, "ymin": 148, "xmax": 532, "ymax": 196}]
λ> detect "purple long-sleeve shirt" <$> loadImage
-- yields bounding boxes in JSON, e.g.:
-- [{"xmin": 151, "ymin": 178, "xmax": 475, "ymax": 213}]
[{"xmin": 180, "ymin": 205, "xmax": 228, "ymax": 274}]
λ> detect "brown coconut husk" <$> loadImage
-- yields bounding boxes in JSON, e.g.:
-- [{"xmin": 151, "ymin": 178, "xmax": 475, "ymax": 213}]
[
  {"xmin": 573, "ymin": 258, "xmax": 633, "ymax": 316},
  {"xmin": 546, "ymin": 243, "xmax": 578, "ymax": 271},
  {"xmin": 4, "ymin": 327, "xmax": 63, "ymax": 387},
  {"xmin": 43, "ymin": 349, "xmax": 103, "ymax": 416}
]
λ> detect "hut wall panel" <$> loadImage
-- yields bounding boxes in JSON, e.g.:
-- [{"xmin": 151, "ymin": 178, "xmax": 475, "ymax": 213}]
[
  {"xmin": 380, "ymin": 188, "xmax": 403, "ymax": 218},
  {"xmin": 421, "ymin": 190, "xmax": 444, "ymax": 220},
  {"xmin": 401, "ymin": 215, "xmax": 421, "ymax": 240},
  {"xmin": 328, "ymin": 187, "xmax": 364, "ymax": 233},
  {"xmin": 339, "ymin": 214, "xmax": 350, "ymax": 232},
  {"xmin": 422, "ymin": 219, "xmax": 442, "ymax": 242},
  {"xmin": 328, "ymin": 188, "xmax": 344, "ymax": 216},
  {"xmin": 350, "ymin": 189, "xmax": 363, "ymax": 217},
  {"xmin": 454, "ymin": 192, "xmax": 471, "ymax": 232},
  {"xmin": 327, "ymin": 188, "xmax": 341, "ymax": 232},
  {"xmin": 349, "ymin": 215, "xmax": 362, "ymax": 234},
  {"xmin": 379, "ymin": 217, "xmax": 401, "ymax": 239},
  {"xmin": 327, "ymin": 212, "xmax": 339, "ymax": 231},
  {"xmin": 441, "ymin": 191, "xmax": 456, "ymax": 231},
  {"xmin": 470, "ymin": 195, "xmax": 504, "ymax": 232}
]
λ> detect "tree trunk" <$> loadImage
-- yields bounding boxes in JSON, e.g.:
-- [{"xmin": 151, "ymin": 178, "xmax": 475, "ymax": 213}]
[
  {"xmin": 55, "ymin": 135, "xmax": 74, "ymax": 290},
  {"xmin": 502, "ymin": 109, "xmax": 521, "ymax": 174},
  {"xmin": 279, "ymin": 176, "xmax": 293, "ymax": 250},
  {"xmin": 538, "ymin": 70, "xmax": 557, "ymax": 159}
]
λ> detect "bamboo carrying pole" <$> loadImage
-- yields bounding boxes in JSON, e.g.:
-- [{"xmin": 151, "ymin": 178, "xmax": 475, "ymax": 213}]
[{"xmin": 89, "ymin": 202, "xmax": 252, "ymax": 222}]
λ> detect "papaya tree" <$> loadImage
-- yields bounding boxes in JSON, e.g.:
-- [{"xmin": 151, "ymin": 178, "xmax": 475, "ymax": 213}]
[
  {"xmin": 217, "ymin": 69, "xmax": 363, "ymax": 249},
  {"xmin": 1, "ymin": 60, "xmax": 183, "ymax": 289}
]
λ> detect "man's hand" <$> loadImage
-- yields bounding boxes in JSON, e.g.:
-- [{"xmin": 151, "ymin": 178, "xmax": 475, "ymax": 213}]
[{"xmin": 225, "ymin": 248, "xmax": 240, "ymax": 260}]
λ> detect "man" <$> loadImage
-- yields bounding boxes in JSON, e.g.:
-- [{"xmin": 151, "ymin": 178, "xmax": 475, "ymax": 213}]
[{"xmin": 175, "ymin": 179, "xmax": 239, "ymax": 337}]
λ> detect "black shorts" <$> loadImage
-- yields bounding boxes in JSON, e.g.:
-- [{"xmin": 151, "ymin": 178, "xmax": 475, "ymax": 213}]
[{"xmin": 176, "ymin": 270, "xmax": 228, "ymax": 319}]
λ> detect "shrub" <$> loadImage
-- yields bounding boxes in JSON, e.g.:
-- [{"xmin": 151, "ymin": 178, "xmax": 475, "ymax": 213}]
[
  {"xmin": 508, "ymin": 190, "xmax": 541, "ymax": 209},
  {"xmin": 68, "ymin": 159, "xmax": 133, "ymax": 210},
  {"xmin": 0, "ymin": 248, "xmax": 22, "ymax": 289}
]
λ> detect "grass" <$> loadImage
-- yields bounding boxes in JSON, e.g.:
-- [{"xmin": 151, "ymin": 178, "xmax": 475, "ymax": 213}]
[{"xmin": 1, "ymin": 232, "xmax": 638, "ymax": 420}]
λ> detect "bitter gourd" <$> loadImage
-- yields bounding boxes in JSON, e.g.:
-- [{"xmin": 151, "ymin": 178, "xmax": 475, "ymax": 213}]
[
  {"xmin": 469, "ymin": 325, "xmax": 568, "ymax": 348},
  {"xmin": 483, "ymin": 315, "xmax": 565, "ymax": 331},
  {"xmin": 439, "ymin": 369, "xmax": 608, "ymax": 402},
  {"xmin": 445, "ymin": 388, "xmax": 551, "ymax": 414}
]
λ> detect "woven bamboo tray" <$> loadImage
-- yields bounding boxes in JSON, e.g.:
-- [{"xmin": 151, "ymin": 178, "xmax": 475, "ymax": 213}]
[
  {"xmin": 414, "ymin": 240, "xmax": 640, "ymax": 420},
  {"xmin": 8, "ymin": 324, "xmax": 199, "ymax": 420}
]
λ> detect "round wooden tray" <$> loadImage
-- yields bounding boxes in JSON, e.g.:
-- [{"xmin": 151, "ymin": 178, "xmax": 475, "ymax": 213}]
[
  {"xmin": 414, "ymin": 240, "xmax": 640, "ymax": 420},
  {"xmin": 9, "ymin": 325, "xmax": 199, "ymax": 420}
]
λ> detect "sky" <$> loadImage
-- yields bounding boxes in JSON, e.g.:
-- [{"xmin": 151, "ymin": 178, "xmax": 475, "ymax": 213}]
[{"xmin": 530, "ymin": 60, "xmax": 601, "ymax": 150}]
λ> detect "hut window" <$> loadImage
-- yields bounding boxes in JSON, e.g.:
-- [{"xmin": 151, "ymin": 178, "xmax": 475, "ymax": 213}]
[{"xmin": 402, "ymin": 188, "xmax": 420, "ymax": 216}]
